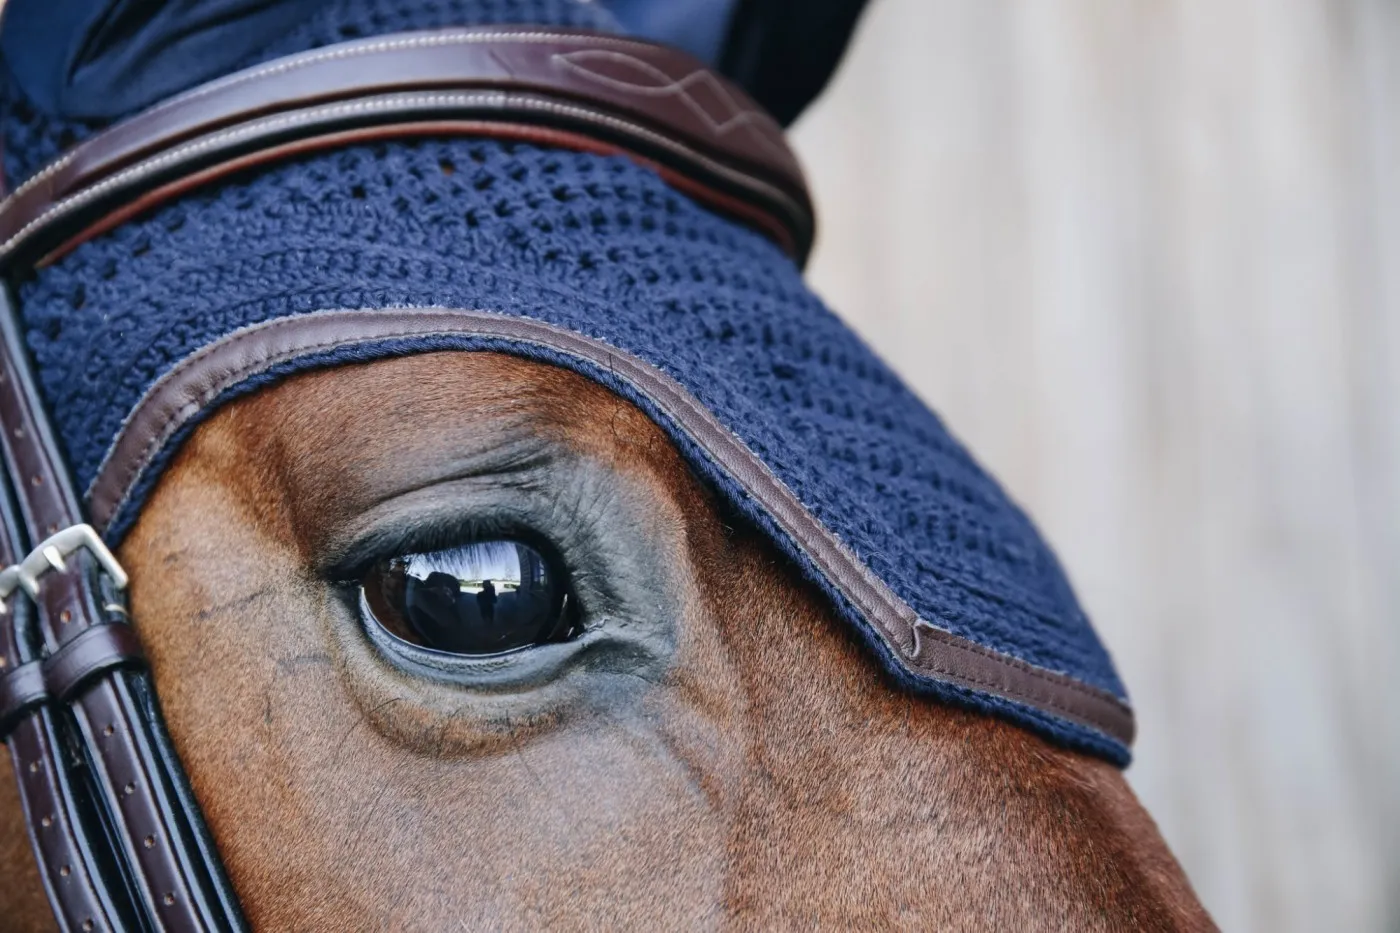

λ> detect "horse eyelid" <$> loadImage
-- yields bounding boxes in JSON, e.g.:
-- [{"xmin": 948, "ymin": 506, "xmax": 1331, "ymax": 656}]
[{"xmin": 319, "ymin": 511, "xmax": 552, "ymax": 581}]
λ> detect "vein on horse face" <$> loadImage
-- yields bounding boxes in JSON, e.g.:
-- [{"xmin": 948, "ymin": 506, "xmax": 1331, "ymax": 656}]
[{"xmin": 329, "ymin": 696, "xmax": 405, "ymax": 770}]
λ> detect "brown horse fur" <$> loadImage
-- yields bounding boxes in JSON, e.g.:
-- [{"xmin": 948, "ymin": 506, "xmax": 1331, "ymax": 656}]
[{"xmin": 0, "ymin": 352, "xmax": 1213, "ymax": 930}]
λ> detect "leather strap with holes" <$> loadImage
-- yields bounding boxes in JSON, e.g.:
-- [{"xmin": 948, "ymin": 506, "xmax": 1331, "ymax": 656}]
[
  {"xmin": 0, "ymin": 466, "xmax": 136, "ymax": 933},
  {"xmin": 0, "ymin": 287, "xmax": 245, "ymax": 931}
]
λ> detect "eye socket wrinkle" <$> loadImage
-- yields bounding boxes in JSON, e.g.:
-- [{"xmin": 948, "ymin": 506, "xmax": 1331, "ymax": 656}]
[
  {"xmin": 326, "ymin": 510, "xmax": 554, "ymax": 584},
  {"xmin": 311, "ymin": 436, "xmax": 583, "ymax": 581}
]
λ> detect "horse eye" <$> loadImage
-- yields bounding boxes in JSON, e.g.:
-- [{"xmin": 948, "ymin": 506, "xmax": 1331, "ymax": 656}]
[{"xmin": 360, "ymin": 540, "xmax": 580, "ymax": 656}]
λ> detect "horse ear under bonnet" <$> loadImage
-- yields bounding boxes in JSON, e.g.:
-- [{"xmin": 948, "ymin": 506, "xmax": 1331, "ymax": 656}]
[{"xmin": 0, "ymin": 2, "xmax": 1134, "ymax": 929}]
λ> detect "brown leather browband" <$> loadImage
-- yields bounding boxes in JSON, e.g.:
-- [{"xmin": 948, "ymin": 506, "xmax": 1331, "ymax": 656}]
[{"xmin": 0, "ymin": 27, "xmax": 815, "ymax": 269}]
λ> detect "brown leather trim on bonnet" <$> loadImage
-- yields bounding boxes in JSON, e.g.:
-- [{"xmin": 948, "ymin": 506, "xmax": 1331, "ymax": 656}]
[{"xmin": 88, "ymin": 307, "xmax": 1137, "ymax": 748}]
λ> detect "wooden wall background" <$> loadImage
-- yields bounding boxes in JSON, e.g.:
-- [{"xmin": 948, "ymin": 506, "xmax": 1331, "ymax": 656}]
[{"xmin": 789, "ymin": 1, "xmax": 1399, "ymax": 929}]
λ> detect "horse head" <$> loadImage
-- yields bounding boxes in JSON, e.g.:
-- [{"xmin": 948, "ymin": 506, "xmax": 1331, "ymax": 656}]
[{"xmin": 0, "ymin": 1, "xmax": 1211, "ymax": 928}]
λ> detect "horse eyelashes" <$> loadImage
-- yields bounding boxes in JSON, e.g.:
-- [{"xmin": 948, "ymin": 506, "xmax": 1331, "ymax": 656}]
[{"xmin": 360, "ymin": 539, "xmax": 581, "ymax": 657}]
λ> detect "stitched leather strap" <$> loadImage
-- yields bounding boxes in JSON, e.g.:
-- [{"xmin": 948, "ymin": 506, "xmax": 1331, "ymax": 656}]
[
  {"xmin": 87, "ymin": 306, "xmax": 1138, "ymax": 746},
  {"xmin": 0, "ymin": 27, "xmax": 814, "ymax": 270}
]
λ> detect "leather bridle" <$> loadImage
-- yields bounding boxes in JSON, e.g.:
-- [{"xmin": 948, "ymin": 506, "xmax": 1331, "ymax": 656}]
[{"xmin": 0, "ymin": 27, "xmax": 813, "ymax": 932}]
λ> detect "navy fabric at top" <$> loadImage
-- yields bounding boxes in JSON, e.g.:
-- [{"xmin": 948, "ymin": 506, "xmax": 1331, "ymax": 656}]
[
  {"xmin": 0, "ymin": 0, "xmax": 1132, "ymax": 763},
  {"xmin": 604, "ymin": 0, "xmax": 739, "ymax": 67},
  {"xmin": 0, "ymin": 0, "xmax": 868, "ymax": 134},
  {"xmin": 0, "ymin": 0, "xmax": 326, "ymax": 119}
]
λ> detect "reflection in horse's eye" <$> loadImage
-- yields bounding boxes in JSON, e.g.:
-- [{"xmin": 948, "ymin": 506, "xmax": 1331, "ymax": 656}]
[{"xmin": 361, "ymin": 540, "xmax": 579, "ymax": 656}]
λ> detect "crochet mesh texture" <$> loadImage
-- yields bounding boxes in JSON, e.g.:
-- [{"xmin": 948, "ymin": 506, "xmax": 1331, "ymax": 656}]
[{"xmin": 0, "ymin": 0, "xmax": 1130, "ymax": 762}]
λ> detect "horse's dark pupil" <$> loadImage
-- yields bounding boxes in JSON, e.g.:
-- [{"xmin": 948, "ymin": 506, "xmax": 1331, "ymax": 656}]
[{"xmin": 361, "ymin": 540, "xmax": 574, "ymax": 655}]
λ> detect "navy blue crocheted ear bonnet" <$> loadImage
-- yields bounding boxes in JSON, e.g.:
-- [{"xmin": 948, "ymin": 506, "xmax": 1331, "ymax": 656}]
[{"xmin": 0, "ymin": 0, "xmax": 1134, "ymax": 763}]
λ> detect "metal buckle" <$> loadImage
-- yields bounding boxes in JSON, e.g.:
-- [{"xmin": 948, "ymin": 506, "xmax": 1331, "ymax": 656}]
[{"xmin": 0, "ymin": 524, "xmax": 128, "ymax": 611}]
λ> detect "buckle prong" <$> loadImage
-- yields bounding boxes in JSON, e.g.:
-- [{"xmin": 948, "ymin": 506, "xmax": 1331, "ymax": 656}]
[{"xmin": 41, "ymin": 546, "xmax": 66, "ymax": 574}]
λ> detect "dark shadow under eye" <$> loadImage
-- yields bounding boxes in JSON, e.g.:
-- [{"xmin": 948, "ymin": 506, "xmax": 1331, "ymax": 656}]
[{"xmin": 361, "ymin": 539, "xmax": 580, "ymax": 656}]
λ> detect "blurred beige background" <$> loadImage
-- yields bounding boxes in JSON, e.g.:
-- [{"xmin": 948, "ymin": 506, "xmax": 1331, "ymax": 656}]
[{"xmin": 789, "ymin": 1, "xmax": 1399, "ymax": 929}]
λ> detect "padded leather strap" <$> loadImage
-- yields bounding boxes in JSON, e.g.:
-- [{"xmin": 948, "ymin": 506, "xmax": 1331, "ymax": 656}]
[{"xmin": 0, "ymin": 27, "xmax": 814, "ymax": 270}]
